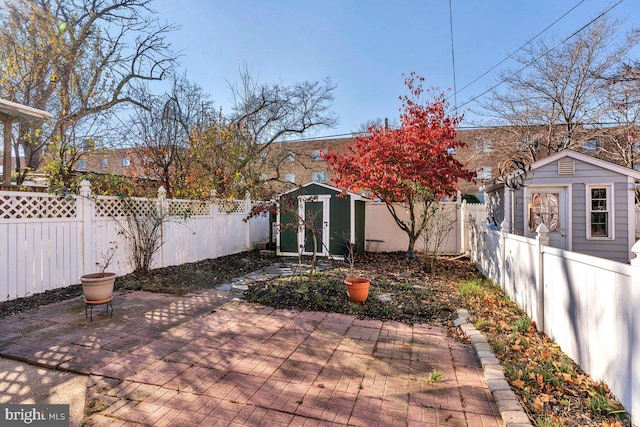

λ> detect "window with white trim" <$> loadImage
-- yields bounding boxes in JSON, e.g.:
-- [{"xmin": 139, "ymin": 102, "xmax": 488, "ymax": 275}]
[
  {"xmin": 475, "ymin": 140, "xmax": 492, "ymax": 153},
  {"xmin": 121, "ymin": 157, "xmax": 131, "ymax": 167},
  {"xmin": 311, "ymin": 149, "xmax": 327, "ymax": 161},
  {"xmin": 586, "ymin": 185, "xmax": 613, "ymax": 239},
  {"xmin": 517, "ymin": 137, "xmax": 539, "ymax": 153},
  {"xmin": 311, "ymin": 171, "xmax": 327, "ymax": 183},
  {"xmin": 475, "ymin": 166, "xmax": 492, "ymax": 180},
  {"xmin": 582, "ymin": 139, "xmax": 600, "ymax": 153},
  {"xmin": 529, "ymin": 193, "xmax": 560, "ymax": 231}
]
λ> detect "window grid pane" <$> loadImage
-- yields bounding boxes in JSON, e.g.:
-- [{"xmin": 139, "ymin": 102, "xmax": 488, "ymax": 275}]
[
  {"xmin": 589, "ymin": 187, "xmax": 609, "ymax": 238},
  {"xmin": 529, "ymin": 193, "xmax": 559, "ymax": 231}
]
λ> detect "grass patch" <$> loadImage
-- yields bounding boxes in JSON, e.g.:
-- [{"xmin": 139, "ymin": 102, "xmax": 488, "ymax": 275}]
[
  {"xmin": 458, "ymin": 275, "xmax": 629, "ymax": 426},
  {"xmin": 425, "ymin": 369, "xmax": 444, "ymax": 383}
]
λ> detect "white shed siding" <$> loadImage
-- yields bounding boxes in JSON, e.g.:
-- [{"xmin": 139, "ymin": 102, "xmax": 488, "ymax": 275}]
[
  {"xmin": 572, "ymin": 181, "xmax": 630, "ymax": 263},
  {"xmin": 503, "ymin": 154, "xmax": 635, "ymax": 263},
  {"xmin": 514, "ymin": 189, "xmax": 525, "ymax": 234}
]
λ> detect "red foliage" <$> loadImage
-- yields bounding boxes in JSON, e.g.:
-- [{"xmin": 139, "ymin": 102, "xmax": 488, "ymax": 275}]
[{"xmin": 324, "ymin": 73, "xmax": 475, "ymax": 201}]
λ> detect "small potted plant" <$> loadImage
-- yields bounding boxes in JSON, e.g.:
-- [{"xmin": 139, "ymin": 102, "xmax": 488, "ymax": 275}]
[
  {"xmin": 80, "ymin": 241, "xmax": 117, "ymax": 302},
  {"xmin": 343, "ymin": 241, "xmax": 369, "ymax": 303}
]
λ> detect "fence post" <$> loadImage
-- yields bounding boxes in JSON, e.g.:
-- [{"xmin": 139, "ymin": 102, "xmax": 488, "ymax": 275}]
[
  {"xmin": 468, "ymin": 215, "xmax": 476, "ymax": 263},
  {"xmin": 157, "ymin": 186, "xmax": 167, "ymax": 268},
  {"xmin": 535, "ymin": 223, "xmax": 549, "ymax": 332},
  {"xmin": 78, "ymin": 180, "xmax": 95, "ymax": 276},
  {"xmin": 245, "ymin": 191, "xmax": 251, "ymax": 251},
  {"xmin": 459, "ymin": 200, "xmax": 466, "ymax": 254},
  {"xmin": 210, "ymin": 190, "xmax": 218, "ymax": 259},
  {"xmin": 500, "ymin": 219, "xmax": 509, "ymax": 291}
]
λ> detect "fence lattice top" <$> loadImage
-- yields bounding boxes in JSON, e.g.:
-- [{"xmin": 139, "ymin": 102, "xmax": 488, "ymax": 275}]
[
  {"xmin": 0, "ymin": 193, "xmax": 76, "ymax": 219},
  {"xmin": 0, "ymin": 190, "xmax": 253, "ymax": 220},
  {"xmin": 95, "ymin": 197, "xmax": 157, "ymax": 218},
  {"xmin": 168, "ymin": 199, "xmax": 210, "ymax": 217},
  {"xmin": 213, "ymin": 199, "xmax": 249, "ymax": 214}
]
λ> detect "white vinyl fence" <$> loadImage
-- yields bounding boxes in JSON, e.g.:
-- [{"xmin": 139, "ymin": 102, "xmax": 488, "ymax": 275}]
[
  {"xmin": 365, "ymin": 200, "xmax": 485, "ymax": 255},
  {"xmin": 468, "ymin": 220, "xmax": 640, "ymax": 425},
  {"xmin": 0, "ymin": 181, "xmax": 269, "ymax": 302}
]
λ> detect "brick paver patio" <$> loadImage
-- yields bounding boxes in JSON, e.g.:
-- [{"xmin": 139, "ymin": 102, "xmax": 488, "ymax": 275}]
[{"xmin": 0, "ymin": 286, "xmax": 502, "ymax": 426}]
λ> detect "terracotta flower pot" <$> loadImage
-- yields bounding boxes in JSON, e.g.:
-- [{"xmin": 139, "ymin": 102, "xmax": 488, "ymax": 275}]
[
  {"xmin": 344, "ymin": 277, "xmax": 370, "ymax": 303},
  {"xmin": 80, "ymin": 272, "xmax": 116, "ymax": 301}
]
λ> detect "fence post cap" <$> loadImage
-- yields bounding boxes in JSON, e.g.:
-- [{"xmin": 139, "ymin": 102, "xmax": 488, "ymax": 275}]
[
  {"xmin": 79, "ymin": 180, "xmax": 91, "ymax": 196},
  {"xmin": 535, "ymin": 223, "xmax": 549, "ymax": 235}
]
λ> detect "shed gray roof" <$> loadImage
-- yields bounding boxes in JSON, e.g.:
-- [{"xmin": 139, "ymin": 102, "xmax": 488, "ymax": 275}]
[{"xmin": 482, "ymin": 149, "xmax": 640, "ymax": 193}]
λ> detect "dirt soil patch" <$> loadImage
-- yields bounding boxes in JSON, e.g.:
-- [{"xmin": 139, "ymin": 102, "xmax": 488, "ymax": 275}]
[
  {"xmin": 0, "ymin": 251, "xmax": 275, "ymax": 319},
  {"xmin": 244, "ymin": 252, "xmax": 469, "ymax": 326}
]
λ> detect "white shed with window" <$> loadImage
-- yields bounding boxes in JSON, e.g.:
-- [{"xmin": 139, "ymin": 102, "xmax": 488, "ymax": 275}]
[{"xmin": 482, "ymin": 150, "xmax": 640, "ymax": 263}]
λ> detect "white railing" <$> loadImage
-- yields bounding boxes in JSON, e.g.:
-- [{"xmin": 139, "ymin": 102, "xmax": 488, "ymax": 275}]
[
  {"xmin": 0, "ymin": 181, "xmax": 269, "ymax": 302},
  {"xmin": 468, "ymin": 220, "xmax": 640, "ymax": 425}
]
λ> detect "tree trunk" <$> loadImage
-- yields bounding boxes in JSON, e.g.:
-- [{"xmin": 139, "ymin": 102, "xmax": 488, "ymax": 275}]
[{"xmin": 406, "ymin": 236, "xmax": 417, "ymax": 259}]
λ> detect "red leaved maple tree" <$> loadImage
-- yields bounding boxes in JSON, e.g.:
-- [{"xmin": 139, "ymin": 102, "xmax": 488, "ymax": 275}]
[{"xmin": 324, "ymin": 73, "xmax": 475, "ymax": 257}]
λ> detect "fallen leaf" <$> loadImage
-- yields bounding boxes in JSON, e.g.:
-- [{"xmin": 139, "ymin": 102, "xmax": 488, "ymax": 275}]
[
  {"xmin": 540, "ymin": 348, "xmax": 551, "ymax": 361},
  {"xmin": 539, "ymin": 393, "xmax": 552, "ymax": 402},
  {"xmin": 533, "ymin": 396, "xmax": 544, "ymax": 412}
]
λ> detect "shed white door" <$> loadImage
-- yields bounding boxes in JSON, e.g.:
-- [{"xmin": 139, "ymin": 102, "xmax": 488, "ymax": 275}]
[{"xmin": 525, "ymin": 187, "xmax": 568, "ymax": 250}]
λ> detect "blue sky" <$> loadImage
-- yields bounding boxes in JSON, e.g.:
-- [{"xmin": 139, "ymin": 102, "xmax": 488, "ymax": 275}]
[{"xmin": 151, "ymin": 0, "xmax": 640, "ymax": 137}]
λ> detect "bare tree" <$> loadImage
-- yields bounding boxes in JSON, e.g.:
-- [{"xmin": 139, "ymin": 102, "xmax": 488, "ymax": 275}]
[
  {"xmin": 594, "ymin": 62, "xmax": 640, "ymax": 168},
  {"xmin": 128, "ymin": 74, "xmax": 212, "ymax": 198},
  {"xmin": 229, "ymin": 66, "xmax": 338, "ymax": 152},
  {"xmin": 481, "ymin": 17, "xmax": 640, "ymax": 158},
  {"xmin": 185, "ymin": 66, "xmax": 338, "ymax": 199},
  {"xmin": 351, "ymin": 118, "xmax": 397, "ymax": 136},
  {"xmin": 421, "ymin": 203, "xmax": 457, "ymax": 273},
  {"xmin": 0, "ymin": 0, "xmax": 177, "ymax": 184}
]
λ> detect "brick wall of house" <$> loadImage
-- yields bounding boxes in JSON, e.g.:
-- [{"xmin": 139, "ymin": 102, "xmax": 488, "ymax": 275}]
[
  {"xmin": 12, "ymin": 124, "xmax": 638, "ymax": 196},
  {"xmin": 265, "ymin": 124, "xmax": 639, "ymax": 197}
]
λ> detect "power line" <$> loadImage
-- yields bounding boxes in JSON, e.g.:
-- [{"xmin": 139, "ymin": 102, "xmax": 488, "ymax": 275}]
[
  {"xmin": 279, "ymin": 119, "xmax": 635, "ymax": 143},
  {"xmin": 449, "ymin": 0, "xmax": 458, "ymax": 112},
  {"xmin": 447, "ymin": 0, "xmax": 585, "ymax": 104},
  {"xmin": 457, "ymin": 0, "xmax": 625, "ymax": 111}
]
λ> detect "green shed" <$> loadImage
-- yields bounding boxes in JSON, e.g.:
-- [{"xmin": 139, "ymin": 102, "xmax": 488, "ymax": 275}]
[{"xmin": 276, "ymin": 182, "xmax": 366, "ymax": 258}]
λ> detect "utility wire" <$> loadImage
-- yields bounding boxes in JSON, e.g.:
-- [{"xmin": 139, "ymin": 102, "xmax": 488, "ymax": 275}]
[
  {"xmin": 457, "ymin": 0, "xmax": 625, "ymax": 110},
  {"xmin": 449, "ymin": 0, "xmax": 458, "ymax": 112},
  {"xmin": 288, "ymin": 1, "xmax": 623, "ymax": 143},
  {"xmin": 447, "ymin": 0, "xmax": 585, "ymax": 104},
  {"xmin": 281, "ymin": 119, "xmax": 631, "ymax": 143}
]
